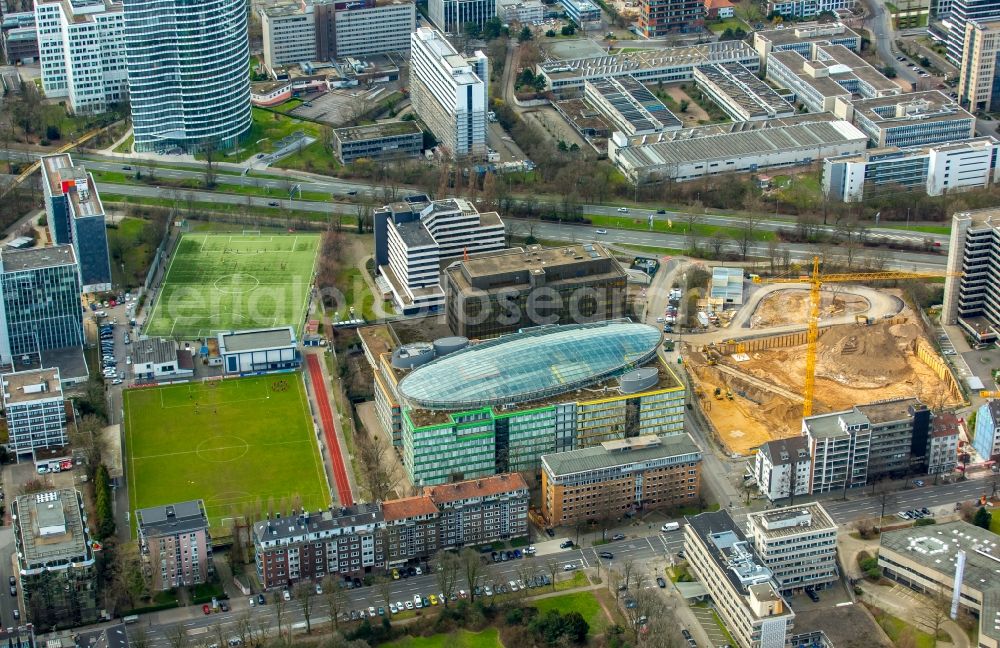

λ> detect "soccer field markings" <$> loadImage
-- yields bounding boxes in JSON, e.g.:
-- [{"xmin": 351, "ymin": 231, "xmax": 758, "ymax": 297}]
[{"xmin": 131, "ymin": 437, "xmax": 312, "ymax": 461}]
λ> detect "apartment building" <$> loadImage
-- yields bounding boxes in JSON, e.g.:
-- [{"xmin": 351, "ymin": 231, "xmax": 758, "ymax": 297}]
[
  {"xmin": 373, "ymin": 197, "xmax": 505, "ymax": 313},
  {"xmin": 942, "ymin": 208, "xmax": 1000, "ymax": 343},
  {"xmin": 426, "ymin": 473, "xmax": 529, "ymax": 549},
  {"xmin": 410, "ymin": 27, "xmax": 487, "ymax": 158},
  {"xmin": 563, "ymin": 0, "xmax": 601, "ymax": 26},
  {"xmin": 945, "ymin": 0, "xmax": 1000, "ymax": 65},
  {"xmin": 124, "ymin": 0, "xmax": 252, "ymax": 153},
  {"xmin": 381, "ymin": 496, "xmax": 440, "ymax": 568},
  {"xmin": 638, "ymin": 0, "xmax": 704, "ymax": 37},
  {"xmin": 766, "ymin": 0, "xmax": 856, "ymax": 19},
  {"xmin": 972, "ymin": 400, "xmax": 1000, "ymax": 461},
  {"xmin": 745, "ymin": 503, "xmax": 838, "ymax": 593},
  {"xmin": 822, "ymin": 136, "xmax": 1000, "ymax": 202},
  {"xmin": 685, "ymin": 510, "xmax": 795, "ymax": 648},
  {"xmin": 261, "ymin": 3, "xmax": 316, "ymax": 71},
  {"xmin": 428, "ymin": 0, "xmax": 495, "ymax": 33},
  {"xmin": 2, "ymin": 368, "xmax": 67, "ymax": 458},
  {"xmin": 0, "ymin": 246, "xmax": 84, "ymax": 367},
  {"xmin": 752, "ymin": 437, "xmax": 811, "ymax": 503},
  {"xmin": 803, "ymin": 398, "xmax": 929, "ymax": 493},
  {"xmin": 839, "ymin": 91, "xmax": 976, "ymax": 148},
  {"xmin": 34, "ymin": 0, "xmax": 126, "ymax": 115},
  {"xmin": 442, "ymin": 243, "xmax": 628, "ymax": 339},
  {"xmin": 136, "ymin": 501, "xmax": 213, "ymax": 591},
  {"xmin": 332, "ymin": 121, "xmax": 424, "ymax": 164},
  {"xmin": 40, "ymin": 154, "xmax": 112, "ymax": 293},
  {"xmin": 541, "ymin": 434, "xmax": 701, "ymax": 527},
  {"xmin": 13, "ymin": 490, "xmax": 98, "ymax": 631},
  {"xmin": 959, "ymin": 18, "xmax": 1000, "ymax": 112},
  {"xmin": 927, "ymin": 412, "xmax": 960, "ymax": 474}
]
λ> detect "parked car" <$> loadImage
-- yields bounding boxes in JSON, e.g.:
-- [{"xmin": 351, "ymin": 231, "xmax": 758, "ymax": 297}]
[
  {"xmin": 525, "ymin": 546, "xmax": 536, "ymax": 555},
  {"xmin": 598, "ymin": 551, "xmax": 614, "ymax": 559},
  {"xmin": 595, "ymin": 229, "xmax": 608, "ymax": 235},
  {"xmin": 656, "ymin": 577, "xmax": 666, "ymax": 588},
  {"xmin": 282, "ymin": 590, "xmax": 291, "ymax": 601},
  {"xmin": 617, "ymin": 207, "xmax": 629, "ymax": 213},
  {"xmin": 914, "ymin": 480, "xmax": 925, "ymax": 487},
  {"xmin": 921, "ymin": 507, "xmax": 931, "ymax": 516},
  {"xmin": 806, "ymin": 588, "xmax": 820, "ymax": 602},
  {"xmin": 563, "ymin": 563, "xmax": 577, "ymax": 571},
  {"xmin": 202, "ymin": 604, "xmax": 211, "ymax": 615},
  {"xmin": 898, "ymin": 511, "xmax": 911, "ymax": 519},
  {"xmin": 559, "ymin": 540, "xmax": 574, "ymax": 549},
  {"xmin": 612, "ymin": 533, "xmax": 625, "ymax": 541}
]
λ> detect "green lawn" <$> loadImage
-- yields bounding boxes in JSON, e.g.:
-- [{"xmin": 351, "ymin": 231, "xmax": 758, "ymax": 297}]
[
  {"xmin": 382, "ymin": 629, "xmax": 503, "ymax": 648},
  {"xmin": 588, "ymin": 214, "xmax": 775, "ymax": 242},
  {"xmin": 99, "ymin": 193, "xmax": 331, "ymax": 224},
  {"xmin": 275, "ymin": 140, "xmax": 342, "ymax": 176},
  {"xmin": 532, "ymin": 591, "xmax": 608, "ymax": 635},
  {"xmin": 143, "ymin": 232, "xmax": 319, "ymax": 339},
  {"xmin": 333, "ymin": 266, "xmax": 389, "ymax": 322},
  {"xmin": 107, "ymin": 217, "xmax": 160, "ymax": 289},
  {"xmin": 221, "ymin": 108, "xmax": 324, "ymax": 163},
  {"xmin": 706, "ymin": 17, "xmax": 748, "ymax": 33},
  {"xmin": 124, "ymin": 375, "xmax": 330, "ymax": 531},
  {"xmin": 114, "ymin": 134, "xmax": 134, "ymax": 154},
  {"xmin": 553, "ymin": 571, "xmax": 588, "ymax": 592},
  {"xmin": 881, "ymin": 224, "xmax": 951, "ymax": 235},
  {"xmin": 877, "ymin": 611, "xmax": 945, "ymax": 648}
]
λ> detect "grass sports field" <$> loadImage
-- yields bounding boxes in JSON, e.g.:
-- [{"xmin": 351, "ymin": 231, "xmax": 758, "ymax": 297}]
[
  {"xmin": 124, "ymin": 375, "xmax": 329, "ymax": 530},
  {"xmin": 144, "ymin": 233, "xmax": 319, "ymax": 339}
]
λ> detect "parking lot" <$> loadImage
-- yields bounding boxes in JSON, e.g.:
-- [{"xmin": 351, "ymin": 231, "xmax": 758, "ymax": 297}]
[{"xmin": 689, "ymin": 605, "xmax": 729, "ymax": 647}]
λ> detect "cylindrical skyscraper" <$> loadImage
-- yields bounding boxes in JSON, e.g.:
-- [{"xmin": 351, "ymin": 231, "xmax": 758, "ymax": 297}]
[{"xmin": 123, "ymin": 0, "xmax": 252, "ymax": 153}]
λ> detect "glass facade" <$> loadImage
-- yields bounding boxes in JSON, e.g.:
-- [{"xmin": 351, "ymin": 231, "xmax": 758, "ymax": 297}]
[
  {"xmin": 2, "ymin": 255, "xmax": 84, "ymax": 360},
  {"xmin": 123, "ymin": 0, "xmax": 252, "ymax": 153}
]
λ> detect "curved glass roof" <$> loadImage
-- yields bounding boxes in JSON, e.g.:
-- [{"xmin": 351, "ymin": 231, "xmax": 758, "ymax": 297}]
[{"xmin": 398, "ymin": 321, "xmax": 661, "ymax": 410}]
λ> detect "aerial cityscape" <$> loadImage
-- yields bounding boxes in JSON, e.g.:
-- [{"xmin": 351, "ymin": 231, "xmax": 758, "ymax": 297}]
[{"xmin": 0, "ymin": 0, "xmax": 1000, "ymax": 646}]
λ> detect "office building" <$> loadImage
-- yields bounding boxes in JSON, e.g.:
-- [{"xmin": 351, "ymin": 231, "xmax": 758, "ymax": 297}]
[
  {"xmin": 2, "ymin": 368, "xmax": 67, "ymax": 459},
  {"xmin": 0, "ymin": 246, "xmax": 84, "ymax": 366},
  {"xmin": 752, "ymin": 22, "xmax": 862, "ymax": 61},
  {"xmin": 393, "ymin": 321, "xmax": 686, "ymax": 485},
  {"xmin": 538, "ymin": 41, "xmax": 759, "ymax": 94},
  {"xmin": 752, "ymin": 437, "xmax": 811, "ymax": 503},
  {"xmin": 959, "ymin": 18, "xmax": 1000, "ymax": 112},
  {"xmin": 972, "ymin": 400, "xmax": 1000, "ymax": 461},
  {"xmin": 40, "ymin": 154, "xmax": 112, "ymax": 293},
  {"xmin": 136, "ymin": 501, "xmax": 213, "ymax": 591},
  {"xmin": 694, "ymin": 63, "xmax": 795, "ymax": 122},
  {"xmin": 331, "ymin": 0, "xmax": 415, "ymax": 58},
  {"xmin": 261, "ymin": 3, "xmax": 316, "ymax": 71},
  {"xmin": 13, "ymin": 490, "xmax": 98, "ymax": 631},
  {"xmin": 609, "ymin": 114, "xmax": 868, "ymax": 184},
  {"xmin": 765, "ymin": 44, "xmax": 900, "ymax": 114},
  {"xmin": 426, "ymin": 473, "xmax": 529, "ymax": 548},
  {"xmin": 766, "ymin": 0, "xmax": 856, "ymax": 19},
  {"xmin": 745, "ymin": 503, "xmax": 838, "ymax": 593},
  {"xmin": 639, "ymin": 0, "xmax": 704, "ymax": 37},
  {"xmin": 878, "ymin": 520, "xmax": 1000, "ymax": 643},
  {"xmin": 942, "ymin": 208, "xmax": 1000, "ymax": 343},
  {"xmin": 442, "ymin": 243, "xmax": 628, "ymax": 339},
  {"xmin": 34, "ymin": 0, "xmax": 126, "ymax": 115},
  {"xmin": 124, "ymin": 0, "xmax": 252, "ymax": 153},
  {"xmin": 945, "ymin": 0, "xmax": 1000, "ymax": 65},
  {"xmin": 2, "ymin": 12, "xmax": 38, "ymax": 65},
  {"xmin": 563, "ymin": 0, "xmax": 601, "ymax": 26},
  {"xmin": 218, "ymin": 327, "xmax": 300, "ymax": 375},
  {"xmin": 837, "ymin": 91, "xmax": 976, "ymax": 148},
  {"xmin": 428, "ymin": 0, "xmax": 495, "ymax": 33},
  {"xmin": 685, "ymin": 510, "xmax": 795, "ymax": 648},
  {"xmin": 822, "ymin": 136, "xmax": 1000, "ymax": 202},
  {"xmin": 410, "ymin": 28, "xmax": 487, "ymax": 158},
  {"xmin": 332, "ymin": 121, "xmax": 424, "ymax": 164},
  {"xmin": 927, "ymin": 412, "xmax": 960, "ymax": 474},
  {"xmin": 541, "ymin": 434, "xmax": 702, "ymax": 527},
  {"xmin": 495, "ymin": 0, "xmax": 544, "ymax": 23},
  {"xmin": 803, "ymin": 398, "xmax": 929, "ymax": 494},
  {"xmin": 582, "ymin": 76, "xmax": 682, "ymax": 136},
  {"xmin": 373, "ymin": 197, "xmax": 505, "ymax": 313}
]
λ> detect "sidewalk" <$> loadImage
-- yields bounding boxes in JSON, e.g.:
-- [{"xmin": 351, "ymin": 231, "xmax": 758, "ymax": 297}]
[{"xmin": 859, "ymin": 582, "xmax": 970, "ymax": 648}]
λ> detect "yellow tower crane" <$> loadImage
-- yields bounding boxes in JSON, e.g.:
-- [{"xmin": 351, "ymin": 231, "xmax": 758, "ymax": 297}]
[
  {"xmin": 981, "ymin": 391, "xmax": 1000, "ymax": 399},
  {"xmin": 753, "ymin": 256, "xmax": 961, "ymax": 418}
]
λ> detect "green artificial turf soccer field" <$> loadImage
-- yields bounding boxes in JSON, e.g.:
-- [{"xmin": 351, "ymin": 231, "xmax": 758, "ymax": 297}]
[
  {"xmin": 124, "ymin": 375, "xmax": 330, "ymax": 530},
  {"xmin": 144, "ymin": 233, "xmax": 319, "ymax": 339}
]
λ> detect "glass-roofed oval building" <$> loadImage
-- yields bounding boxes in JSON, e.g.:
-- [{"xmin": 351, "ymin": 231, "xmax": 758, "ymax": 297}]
[{"xmin": 366, "ymin": 321, "xmax": 687, "ymax": 486}]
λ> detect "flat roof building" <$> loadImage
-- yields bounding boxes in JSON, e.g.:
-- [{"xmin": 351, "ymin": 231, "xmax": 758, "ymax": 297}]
[
  {"xmin": 943, "ymin": 208, "xmax": 1000, "ymax": 343},
  {"xmin": 959, "ymin": 17, "xmax": 1000, "ymax": 113},
  {"xmin": 428, "ymin": 0, "xmax": 495, "ymax": 33},
  {"xmin": 639, "ymin": 0, "xmax": 704, "ymax": 37},
  {"xmin": 710, "ymin": 266, "xmax": 744, "ymax": 307},
  {"xmin": 753, "ymin": 22, "xmax": 862, "ymax": 60},
  {"xmin": 538, "ymin": 40, "xmax": 759, "ymax": 93},
  {"xmin": 496, "ymin": 0, "xmax": 544, "ymax": 22},
  {"xmin": 563, "ymin": 0, "xmax": 601, "ymax": 25},
  {"xmin": 685, "ymin": 510, "xmax": 795, "ymax": 648},
  {"xmin": 2, "ymin": 368, "xmax": 67, "ymax": 459},
  {"xmin": 442, "ymin": 243, "xmax": 628, "ymax": 339},
  {"xmin": 332, "ymin": 0, "xmax": 415, "ymax": 58},
  {"xmin": 609, "ymin": 115, "xmax": 868, "ymax": 184},
  {"xmin": 822, "ymin": 136, "xmax": 1000, "ymax": 202},
  {"xmin": 261, "ymin": 2, "xmax": 316, "ymax": 71},
  {"xmin": 945, "ymin": 0, "xmax": 1000, "ymax": 66},
  {"xmin": 583, "ymin": 76, "xmax": 681, "ymax": 136},
  {"xmin": 694, "ymin": 62, "xmax": 795, "ymax": 122},
  {"xmin": 218, "ymin": 326, "xmax": 300, "ymax": 375},
  {"xmin": 332, "ymin": 121, "xmax": 424, "ymax": 164},
  {"xmin": 745, "ymin": 503, "xmax": 838, "ymax": 593},
  {"xmin": 541, "ymin": 434, "xmax": 702, "ymax": 526},
  {"xmin": 837, "ymin": 91, "xmax": 976, "ymax": 148},
  {"xmin": 766, "ymin": 0, "xmax": 857, "ymax": 20},
  {"xmin": 136, "ymin": 501, "xmax": 213, "ymax": 591}
]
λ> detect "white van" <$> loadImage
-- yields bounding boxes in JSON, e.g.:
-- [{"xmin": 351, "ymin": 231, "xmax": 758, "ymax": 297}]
[{"xmin": 661, "ymin": 522, "xmax": 680, "ymax": 532}]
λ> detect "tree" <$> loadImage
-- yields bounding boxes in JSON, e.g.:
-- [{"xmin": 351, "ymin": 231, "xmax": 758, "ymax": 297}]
[
  {"xmin": 973, "ymin": 506, "xmax": 992, "ymax": 530},
  {"xmin": 323, "ymin": 575, "xmax": 347, "ymax": 628},
  {"xmin": 464, "ymin": 21, "xmax": 482, "ymax": 39},
  {"xmin": 202, "ymin": 138, "xmax": 219, "ymax": 189},
  {"xmin": 460, "ymin": 548, "xmax": 483, "ymax": 602},
  {"xmin": 166, "ymin": 624, "xmax": 188, "ymax": 648},
  {"xmin": 874, "ymin": 479, "xmax": 897, "ymax": 531},
  {"xmin": 484, "ymin": 17, "xmax": 504, "ymax": 39},
  {"xmin": 375, "ymin": 573, "xmax": 393, "ymax": 612},
  {"xmin": 708, "ymin": 230, "xmax": 726, "ymax": 258},
  {"xmin": 546, "ymin": 561, "xmax": 560, "ymax": 591},
  {"xmin": 736, "ymin": 212, "xmax": 758, "ymax": 260},
  {"xmin": 271, "ymin": 589, "xmax": 287, "ymax": 639},
  {"xmin": 295, "ymin": 581, "xmax": 314, "ymax": 634},
  {"xmin": 358, "ymin": 433, "xmax": 400, "ymax": 502},
  {"xmin": 434, "ymin": 550, "xmax": 460, "ymax": 604},
  {"xmin": 679, "ymin": 99, "xmax": 690, "ymax": 113},
  {"xmin": 518, "ymin": 26, "xmax": 533, "ymax": 42},
  {"xmin": 70, "ymin": 414, "xmax": 105, "ymax": 473}
]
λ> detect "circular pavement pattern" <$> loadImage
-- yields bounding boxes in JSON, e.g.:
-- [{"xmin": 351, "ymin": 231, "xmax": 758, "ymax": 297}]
[
  {"xmin": 214, "ymin": 273, "xmax": 260, "ymax": 294},
  {"xmin": 196, "ymin": 436, "xmax": 250, "ymax": 463}
]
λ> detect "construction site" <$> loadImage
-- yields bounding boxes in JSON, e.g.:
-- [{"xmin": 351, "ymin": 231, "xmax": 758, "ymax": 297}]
[{"xmin": 686, "ymin": 287, "xmax": 964, "ymax": 456}]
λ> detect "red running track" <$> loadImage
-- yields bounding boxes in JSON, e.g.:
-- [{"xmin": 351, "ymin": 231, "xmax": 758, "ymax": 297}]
[{"xmin": 306, "ymin": 354, "xmax": 353, "ymax": 507}]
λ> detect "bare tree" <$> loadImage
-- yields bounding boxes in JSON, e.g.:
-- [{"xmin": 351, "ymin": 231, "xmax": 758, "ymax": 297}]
[
  {"xmin": 166, "ymin": 624, "xmax": 188, "ymax": 648},
  {"xmin": 271, "ymin": 589, "xmax": 287, "ymax": 639},
  {"xmin": 202, "ymin": 138, "xmax": 219, "ymax": 189},
  {"xmin": 546, "ymin": 561, "xmax": 560, "ymax": 591},
  {"xmin": 874, "ymin": 480, "xmax": 897, "ymax": 531},
  {"xmin": 375, "ymin": 573, "xmax": 394, "ymax": 611},
  {"xmin": 621, "ymin": 559, "xmax": 636, "ymax": 591},
  {"xmin": 130, "ymin": 628, "xmax": 150, "ymax": 648},
  {"xmin": 736, "ymin": 212, "xmax": 758, "ymax": 261},
  {"xmin": 359, "ymin": 433, "xmax": 401, "ymax": 502},
  {"xmin": 294, "ymin": 582, "xmax": 314, "ymax": 634},
  {"xmin": 917, "ymin": 588, "xmax": 950, "ymax": 647},
  {"xmin": 323, "ymin": 575, "xmax": 347, "ymax": 628},
  {"xmin": 435, "ymin": 550, "xmax": 461, "ymax": 604},
  {"xmin": 69, "ymin": 414, "xmax": 105, "ymax": 472},
  {"xmin": 460, "ymin": 548, "xmax": 483, "ymax": 602}
]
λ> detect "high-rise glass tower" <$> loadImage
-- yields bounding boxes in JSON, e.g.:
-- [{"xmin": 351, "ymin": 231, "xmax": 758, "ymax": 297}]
[{"xmin": 123, "ymin": 0, "xmax": 252, "ymax": 153}]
